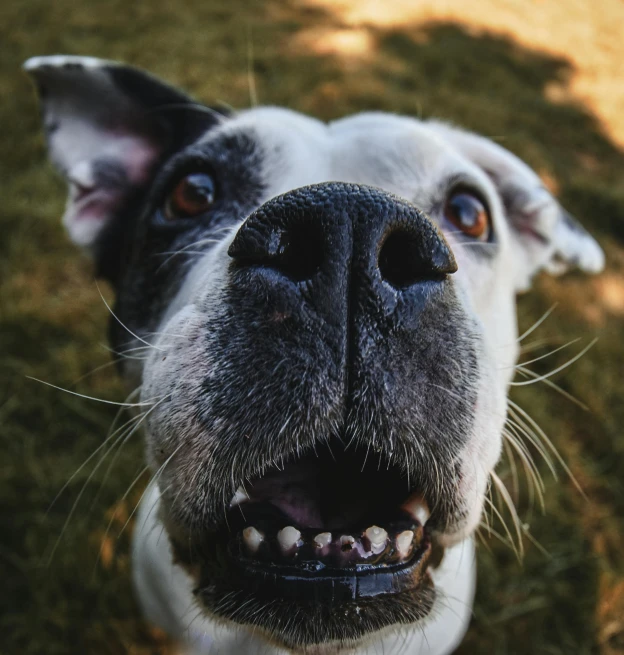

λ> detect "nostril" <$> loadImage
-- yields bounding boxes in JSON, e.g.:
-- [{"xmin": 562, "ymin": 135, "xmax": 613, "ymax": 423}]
[
  {"xmin": 275, "ymin": 220, "xmax": 324, "ymax": 281},
  {"xmin": 229, "ymin": 216, "xmax": 325, "ymax": 282},
  {"xmin": 378, "ymin": 229, "xmax": 446, "ymax": 289}
]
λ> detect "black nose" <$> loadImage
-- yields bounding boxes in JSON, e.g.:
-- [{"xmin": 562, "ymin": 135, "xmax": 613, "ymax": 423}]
[{"xmin": 228, "ymin": 182, "xmax": 456, "ymax": 291}]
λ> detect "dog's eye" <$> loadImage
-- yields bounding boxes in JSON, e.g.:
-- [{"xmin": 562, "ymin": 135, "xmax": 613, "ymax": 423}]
[
  {"xmin": 444, "ymin": 191, "xmax": 490, "ymax": 240},
  {"xmin": 163, "ymin": 173, "xmax": 216, "ymax": 220}
]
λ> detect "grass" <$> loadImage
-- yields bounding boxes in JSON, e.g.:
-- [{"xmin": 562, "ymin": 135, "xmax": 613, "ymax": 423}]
[{"xmin": 1, "ymin": 1, "xmax": 623, "ymax": 653}]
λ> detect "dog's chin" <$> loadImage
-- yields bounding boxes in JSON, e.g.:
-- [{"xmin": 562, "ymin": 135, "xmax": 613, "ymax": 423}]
[{"xmin": 165, "ymin": 442, "xmax": 456, "ymax": 650}]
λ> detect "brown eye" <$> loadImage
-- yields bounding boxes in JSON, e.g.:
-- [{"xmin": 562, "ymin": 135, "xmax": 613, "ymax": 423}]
[
  {"xmin": 444, "ymin": 191, "xmax": 490, "ymax": 240},
  {"xmin": 163, "ymin": 173, "xmax": 216, "ymax": 220}
]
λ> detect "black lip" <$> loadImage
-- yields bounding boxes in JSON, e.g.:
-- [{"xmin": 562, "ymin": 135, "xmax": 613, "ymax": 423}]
[
  {"xmin": 229, "ymin": 537, "xmax": 432, "ymax": 605},
  {"xmin": 193, "ymin": 550, "xmax": 436, "ymax": 650}
]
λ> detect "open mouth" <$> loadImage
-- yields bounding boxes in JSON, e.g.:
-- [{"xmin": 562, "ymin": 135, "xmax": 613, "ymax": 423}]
[
  {"xmin": 211, "ymin": 442, "xmax": 439, "ymax": 605},
  {"xmin": 168, "ymin": 441, "xmax": 444, "ymax": 646}
]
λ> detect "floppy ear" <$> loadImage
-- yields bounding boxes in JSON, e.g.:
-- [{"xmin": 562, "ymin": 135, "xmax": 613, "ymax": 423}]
[
  {"xmin": 24, "ymin": 55, "xmax": 222, "ymax": 249},
  {"xmin": 428, "ymin": 121, "xmax": 605, "ymax": 291}
]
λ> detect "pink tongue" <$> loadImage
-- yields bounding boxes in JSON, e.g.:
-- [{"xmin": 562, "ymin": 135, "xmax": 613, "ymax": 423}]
[
  {"xmin": 270, "ymin": 492, "xmax": 323, "ymax": 528},
  {"xmin": 249, "ymin": 464, "xmax": 324, "ymax": 528}
]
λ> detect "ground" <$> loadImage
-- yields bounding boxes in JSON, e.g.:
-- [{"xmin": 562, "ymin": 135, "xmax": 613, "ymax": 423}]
[{"xmin": 1, "ymin": 1, "xmax": 623, "ymax": 653}]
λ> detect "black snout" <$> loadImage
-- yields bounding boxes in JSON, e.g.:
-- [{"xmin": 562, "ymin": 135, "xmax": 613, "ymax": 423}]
[
  {"xmin": 219, "ymin": 182, "xmax": 469, "ymax": 469},
  {"xmin": 228, "ymin": 182, "xmax": 456, "ymax": 291}
]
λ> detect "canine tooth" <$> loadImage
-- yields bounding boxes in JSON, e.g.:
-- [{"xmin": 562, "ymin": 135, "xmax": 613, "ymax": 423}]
[
  {"xmin": 340, "ymin": 535, "xmax": 355, "ymax": 550},
  {"xmin": 365, "ymin": 526, "xmax": 388, "ymax": 553},
  {"xmin": 314, "ymin": 532, "xmax": 332, "ymax": 548},
  {"xmin": 396, "ymin": 530, "xmax": 414, "ymax": 558},
  {"xmin": 401, "ymin": 495, "xmax": 430, "ymax": 525},
  {"xmin": 242, "ymin": 526, "xmax": 263, "ymax": 553},
  {"xmin": 229, "ymin": 485, "xmax": 249, "ymax": 508},
  {"xmin": 277, "ymin": 526, "xmax": 301, "ymax": 552}
]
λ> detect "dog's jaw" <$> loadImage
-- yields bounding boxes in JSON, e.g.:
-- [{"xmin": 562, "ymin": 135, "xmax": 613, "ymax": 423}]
[{"xmin": 133, "ymin": 480, "xmax": 477, "ymax": 655}]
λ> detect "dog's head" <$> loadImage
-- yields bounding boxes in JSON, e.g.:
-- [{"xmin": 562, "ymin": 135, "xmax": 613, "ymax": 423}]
[{"xmin": 27, "ymin": 56, "xmax": 604, "ymax": 650}]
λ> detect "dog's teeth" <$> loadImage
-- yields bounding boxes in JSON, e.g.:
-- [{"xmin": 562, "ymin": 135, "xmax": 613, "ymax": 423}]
[
  {"xmin": 340, "ymin": 535, "xmax": 355, "ymax": 550},
  {"xmin": 314, "ymin": 532, "xmax": 332, "ymax": 548},
  {"xmin": 401, "ymin": 494, "xmax": 430, "ymax": 525},
  {"xmin": 242, "ymin": 526, "xmax": 263, "ymax": 553},
  {"xmin": 277, "ymin": 526, "xmax": 302, "ymax": 552},
  {"xmin": 229, "ymin": 485, "xmax": 249, "ymax": 508},
  {"xmin": 365, "ymin": 526, "xmax": 388, "ymax": 553},
  {"xmin": 396, "ymin": 530, "xmax": 414, "ymax": 558}
]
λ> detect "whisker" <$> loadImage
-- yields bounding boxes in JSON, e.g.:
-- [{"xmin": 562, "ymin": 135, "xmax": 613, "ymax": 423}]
[
  {"xmin": 86, "ymin": 405, "xmax": 160, "ymax": 516},
  {"xmin": 44, "ymin": 388, "xmax": 142, "ymax": 516},
  {"xmin": 490, "ymin": 471, "xmax": 524, "ymax": 559},
  {"xmin": 91, "ymin": 462, "xmax": 150, "ymax": 575},
  {"xmin": 95, "ymin": 281, "xmax": 164, "ymax": 352},
  {"xmin": 154, "ymin": 231, "xmax": 233, "ymax": 274},
  {"xmin": 520, "ymin": 336, "xmax": 571, "ymax": 354},
  {"xmin": 517, "ymin": 303, "xmax": 558, "ymax": 343},
  {"xmin": 508, "ymin": 400, "xmax": 586, "ymax": 499},
  {"xmin": 510, "ymin": 338, "xmax": 597, "ymax": 386},
  {"xmin": 70, "ymin": 359, "xmax": 120, "ymax": 386},
  {"xmin": 46, "ymin": 398, "xmax": 164, "ymax": 565},
  {"xmin": 514, "ymin": 337, "xmax": 582, "ymax": 369},
  {"xmin": 522, "ymin": 524, "xmax": 552, "ymax": 559},
  {"xmin": 478, "ymin": 520, "xmax": 516, "ymax": 552},
  {"xmin": 483, "ymin": 493, "xmax": 522, "ymax": 561},
  {"xmin": 117, "ymin": 441, "xmax": 186, "ymax": 542},
  {"xmin": 515, "ymin": 367, "xmax": 590, "ymax": 411},
  {"xmin": 26, "ymin": 377, "xmax": 160, "ymax": 407},
  {"xmin": 506, "ymin": 413, "xmax": 557, "ymax": 478},
  {"xmin": 503, "ymin": 428, "xmax": 545, "ymax": 511},
  {"xmin": 46, "ymin": 421, "xmax": 140, "ymax": 564},
  {"xmin": 502, "ymin": 440, "xmax": 520, "ymax": 502}
]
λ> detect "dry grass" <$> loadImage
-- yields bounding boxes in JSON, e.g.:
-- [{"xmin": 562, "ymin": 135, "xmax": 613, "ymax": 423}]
[
  {"xmin": 1, "ymin": 1, "xmax": 623, "ymax": 654},
  {"xmin": 298, "ymin": 0, "xmax": 624, "ymax": 148}
]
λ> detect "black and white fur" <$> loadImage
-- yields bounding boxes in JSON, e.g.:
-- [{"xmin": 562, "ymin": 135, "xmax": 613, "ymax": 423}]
[{"xmin": 25, "ymin": 55, "xmax": 604, "ymax": 655}]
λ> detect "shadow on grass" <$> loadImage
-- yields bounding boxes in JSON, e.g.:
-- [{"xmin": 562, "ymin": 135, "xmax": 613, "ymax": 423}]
[{"xmin": 1, "ymin": 1, "xmax": 623, "ymax": 653}]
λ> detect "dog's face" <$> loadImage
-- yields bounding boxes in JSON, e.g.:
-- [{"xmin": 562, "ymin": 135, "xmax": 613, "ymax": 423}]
[{"xmin": 27, "ymin": 56, "xmax": 604, "ymax": 650}]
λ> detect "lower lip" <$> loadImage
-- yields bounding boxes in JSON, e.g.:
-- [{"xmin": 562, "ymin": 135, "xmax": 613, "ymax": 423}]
[{"xmin": 230, "ymin": 539, "xmax": 432, "ymax": 605}]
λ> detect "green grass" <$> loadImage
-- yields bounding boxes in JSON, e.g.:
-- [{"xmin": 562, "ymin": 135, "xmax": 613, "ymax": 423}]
[{"xmin": 1, "ymin": 1, "xmax": 623, "ymax": 653}]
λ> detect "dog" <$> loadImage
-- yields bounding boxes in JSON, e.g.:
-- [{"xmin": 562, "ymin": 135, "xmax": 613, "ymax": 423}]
[{"xmin": 25, "ymin": 55, "xmax": 605, "ymax": 654}]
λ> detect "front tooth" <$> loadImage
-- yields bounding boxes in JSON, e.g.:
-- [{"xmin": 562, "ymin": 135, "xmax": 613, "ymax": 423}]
[
  {"xmin": 229, "ymin": 485, "xmax": 249, "ymax": 508},
  {"xmin": 396, "ymin": 530, "xmax": 414, "ymax": 558},
  {"xmin": 277, "ymin": 526, "xmax": 302, "ymax": 552},
  {"xmin": 401, "ymin": 495, "xmax": 430, "ymax": 525},
  {"xmin": 243, "ymin": 526, "xmax": 263, "ymax": 553},
  {"xmin": 365, "ymin": 526, "xmax": 388, "ymax": 553},
  {"xmin": 340, "ymin": 535, "xmax": 355, "ymax": 550},
  {"xmin": 314, "ymin": 532, "xmax": 332, "ymax": 548}
]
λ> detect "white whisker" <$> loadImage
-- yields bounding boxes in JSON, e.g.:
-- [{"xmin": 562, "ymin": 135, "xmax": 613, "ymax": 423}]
[
  {"xmin": 517, "ymin": 303, "xmax": 558, "ymax": 343},
  {"xmin": 26, "ymin": 377, "xmax": 160, "ymax": 407},
  {"xmin": 95, "ymin": 281, "xmax": 164, "ymax": 352},
  {"xmin": 510, "ymin": 338, "xmax": 597, "ymax": 386}
]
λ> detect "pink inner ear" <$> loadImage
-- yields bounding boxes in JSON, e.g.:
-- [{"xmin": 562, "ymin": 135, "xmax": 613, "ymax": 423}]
[
  {"xmin": 109, "ymin": 133, "xmax": 162, "ymax": 185},
  {"xmin": 62, "ymin": 132, "xmax": 161, "ymax": 246}
]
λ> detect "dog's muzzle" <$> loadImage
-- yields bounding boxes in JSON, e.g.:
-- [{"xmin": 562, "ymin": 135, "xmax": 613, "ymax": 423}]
[{"xmin": 155, "ymin": 183, "xmax": 480, "ymax": 646}]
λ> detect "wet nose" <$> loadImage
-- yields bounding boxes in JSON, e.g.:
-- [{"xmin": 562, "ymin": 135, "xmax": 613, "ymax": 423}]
[{"xmin": 228, "ymin": 182, "xmax": 456, "ymax": 295}]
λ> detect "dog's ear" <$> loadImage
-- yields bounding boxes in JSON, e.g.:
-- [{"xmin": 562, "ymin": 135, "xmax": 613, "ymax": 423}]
[
  {"xmin": 429, "ymin": 122, "xmax": 605, "ymax": 291},
  {"xmin": 24, "ymin": 55, "xmax": 222, "ymax": 249}
]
